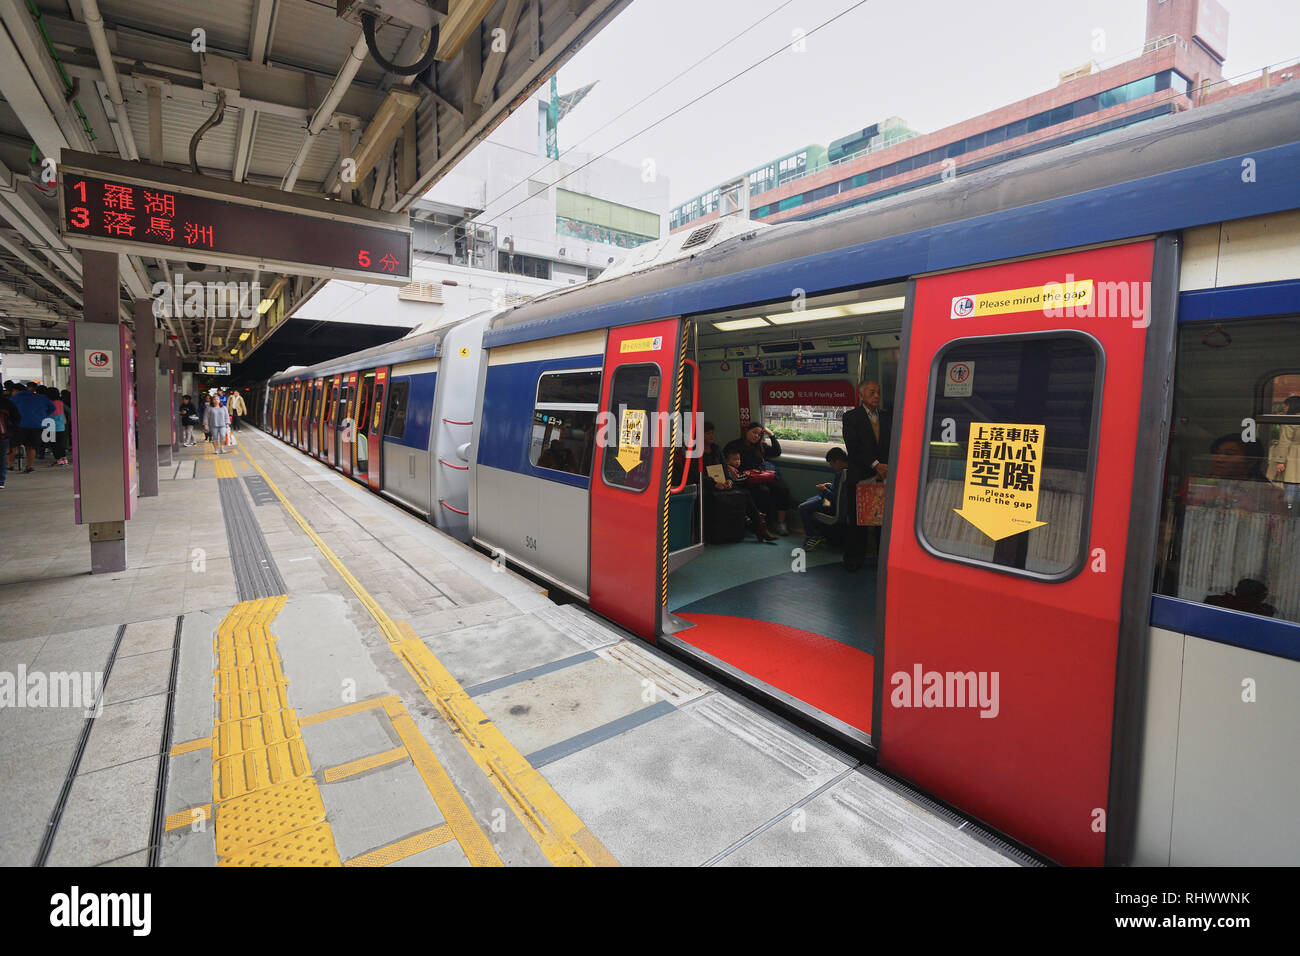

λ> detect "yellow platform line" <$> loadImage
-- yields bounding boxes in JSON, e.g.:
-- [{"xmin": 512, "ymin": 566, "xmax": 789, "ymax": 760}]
[
  {"xmin": 322, "ymin": 747, "xmax": 408, "ymax": 783},
  {"xmin": 164, "ymin": 804, "xmax": 211, "ymax": 832},
  {"xmin": 209, "ymin": 597, "xmax": 342, "ymax": 867},
  {"xmin": 299, "ymin": 695, "xmax": 397, "ymax": 727},
  {"xmin": 170, "ymin": 737, "xmax": 211, "ymax": 757},
  {"xmin": 241, "ymin": 442, "xmax": 616, "ymax": 867},
  {"xmin": 345, "ymin": 825, "xmax": 456, "ymax": 867},
  {"xmin": 214, "ymin": 459, "xmax": 237, "ymax": 478}
]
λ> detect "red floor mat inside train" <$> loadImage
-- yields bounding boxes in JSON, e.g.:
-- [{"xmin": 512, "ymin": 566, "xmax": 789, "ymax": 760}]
[{"xmin": 673, "ymin": 612, "xmax": 874, "ymax": 733}]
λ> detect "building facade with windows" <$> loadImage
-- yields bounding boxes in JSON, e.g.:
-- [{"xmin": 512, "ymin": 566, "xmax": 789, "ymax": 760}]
[
  {"xmin": 671, "ymin": 0, "xmax": 1296, "ymax": 233},
  {"xmin": 296, "ymin": 89, "xmax": 670, "ymax": 335}
]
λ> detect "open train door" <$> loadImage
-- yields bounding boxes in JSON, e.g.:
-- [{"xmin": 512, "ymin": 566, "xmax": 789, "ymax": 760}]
[
  {"xmin": 341, "ymin": 371, "xmax": 358, "ymax": 478},
  {"xmin": 367, "ymin": 367, "xmax": 389, "ymax": 491},
  {"xmin": 589, "ymin": 318, "xmax": 690, "ymax": 640},
  {"xmin": 878, "ymin": 239, "xmax": 1174, "ymax": 866}
]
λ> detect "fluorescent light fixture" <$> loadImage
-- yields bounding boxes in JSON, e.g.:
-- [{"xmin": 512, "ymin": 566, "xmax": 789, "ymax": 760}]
[
  {"xmin": 257, "ymin": 298, "xmax": 274, "ymax": 315},
  {"xmin": 713, "ymin": 317, "xmax": 770, "ymax": 331},
  {"xmin": 767, "ymin": 296, "xmax": 907, "ymax": 324},
  {"xmin": 238, "ymin": 332, "xmax": 251, "ymax": 342}
]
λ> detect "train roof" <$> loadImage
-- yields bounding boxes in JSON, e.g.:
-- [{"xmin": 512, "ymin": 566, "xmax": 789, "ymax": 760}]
[
  {"xmin": 267, "ymin": 318, "xmax": 468, "ymax": 384},
  {"xmin": 481, "ymin": 83, "xmax": 1300, "ymax": 348}
]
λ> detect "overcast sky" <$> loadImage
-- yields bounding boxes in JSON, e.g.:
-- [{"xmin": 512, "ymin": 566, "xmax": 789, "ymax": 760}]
[{"xmin": 544, "ymin": 0, "xmax": 1300, "ymax": 206}]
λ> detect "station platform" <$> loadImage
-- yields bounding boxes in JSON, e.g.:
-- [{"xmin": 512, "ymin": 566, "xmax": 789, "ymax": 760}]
[{"xmin": 0, "ymin": 428, "xmax": 1026, "ymax": 867}]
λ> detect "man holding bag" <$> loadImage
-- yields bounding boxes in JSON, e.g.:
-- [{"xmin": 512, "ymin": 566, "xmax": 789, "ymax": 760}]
[{"xmin": 841, "ymin": 380, "xmax": 892, "ymax": 571}]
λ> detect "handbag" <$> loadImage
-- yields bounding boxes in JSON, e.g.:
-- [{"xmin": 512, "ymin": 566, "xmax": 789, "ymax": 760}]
[
  {"xmin": 743, "ymin": 469, "xmax": 776, "ymax": 484},
  {"xmin": 856, "ymin": 479, "xmax": 886, "ymax": 527}
]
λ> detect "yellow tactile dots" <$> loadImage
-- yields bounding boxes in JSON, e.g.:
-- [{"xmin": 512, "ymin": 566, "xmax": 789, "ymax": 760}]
[{"xmin": 210, "ymin": 597, "xmax": 341, "ymax": 867}]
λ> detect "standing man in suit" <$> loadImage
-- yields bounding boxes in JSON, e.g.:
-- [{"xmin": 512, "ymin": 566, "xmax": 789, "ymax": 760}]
[{"xmin": 841, "ymin": 380, "xmax": 892, "ymax": 570}]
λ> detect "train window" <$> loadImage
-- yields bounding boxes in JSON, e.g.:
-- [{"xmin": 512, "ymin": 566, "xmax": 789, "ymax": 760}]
[
  {"xmin": 531, "ymin": 369, "xmax": 601, "ymax": 477},
  {"xmin": 1155, "ymin": 316, "xmax": 1300, "ymax": 626},
  {"xmin": 917, "ymin": 333, "xmax": 1102, "ymax": 579},
  {"xmin": 601, "ymin": 363, "xmax": 661, "ymax": 493},
  {"xmin": 384, "ymin": 380, "xmax": 410, "ymax": 439}
]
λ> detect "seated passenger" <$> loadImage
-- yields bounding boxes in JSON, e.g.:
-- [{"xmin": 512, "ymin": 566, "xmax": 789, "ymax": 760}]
[
  {"xmin": 798, "ymin": 447, "xmax": 849, "ymax": 550},
  {"xmin": 734, "ymin": 426, "xmax": 795, "ymax": 534},
  {"xmin": 721, "ymin": 447, "xmax": 778, "ymax": 543}
]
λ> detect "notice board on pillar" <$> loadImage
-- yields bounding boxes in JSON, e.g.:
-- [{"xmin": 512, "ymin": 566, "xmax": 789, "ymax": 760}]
[
  {"xmin": 57, "ymin": 151, "xmax": 412, "ymax": 285},
  {"xmin": 71, "ymin": 323, "xmax": 138, "ymax": 524}
]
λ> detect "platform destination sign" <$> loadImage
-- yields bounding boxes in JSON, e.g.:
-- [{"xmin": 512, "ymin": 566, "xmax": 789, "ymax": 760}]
[
  {"xmin": 199, "ymin": 362, "xmax": 231, "ymax": 376},
  {"xmin": 57, "ymin": 152, "xmax": 412, "ymax": 286},
  {"xmin": 26, "ymin": 336, "xmax": 70, "ymax": 353}
]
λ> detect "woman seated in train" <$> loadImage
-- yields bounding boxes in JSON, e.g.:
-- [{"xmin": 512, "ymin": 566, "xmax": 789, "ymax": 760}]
[{"xmin": 734, "ymin": 425, "xmax": 795, "ymax": 535}]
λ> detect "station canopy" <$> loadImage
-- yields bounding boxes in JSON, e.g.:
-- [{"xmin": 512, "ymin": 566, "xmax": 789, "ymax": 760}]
[{"xmin": 0, "ymin": 0, "xmax": 629, "ymax": 365}]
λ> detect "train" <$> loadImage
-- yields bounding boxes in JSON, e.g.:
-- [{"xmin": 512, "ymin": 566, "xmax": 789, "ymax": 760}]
[{"xmin": 250, "ymin": 83, "xmax": 1300, "ymax": 867}]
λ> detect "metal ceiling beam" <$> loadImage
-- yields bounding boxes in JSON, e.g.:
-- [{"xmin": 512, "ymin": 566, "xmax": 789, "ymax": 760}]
[
  {"xmin": 475, "ymin": 0, "xmax": 525, "ymax": 108},
  {"xmin": 0, "ymin": 0, "xmax": 94, "ymax": 155},
  {"xmin": 81, "ymin": 0, "xmax": 140, "ymax": 161},
  {"xmin": 282, "ymin": 32, "xmax": 370, "ymax": 192},
  {"xmin": 435, "ymin": 0, "xmax": 496, "ymax": 61},
  {"xmin": 0, "ymin": 231, "xmax": 82, "ymax": 305}
]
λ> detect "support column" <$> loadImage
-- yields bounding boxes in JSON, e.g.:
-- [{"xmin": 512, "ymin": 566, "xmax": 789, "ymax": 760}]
[
  {"xmin": 167, "ymin": 343, "xmax": 182, "ymax": 455},
  {"xmin": 73, "ymin": 251, "xmax": 135, "ymax": 573},
  {"xmin": 135, "ymin": 299, "xmax": 160, "ymax": 496}
]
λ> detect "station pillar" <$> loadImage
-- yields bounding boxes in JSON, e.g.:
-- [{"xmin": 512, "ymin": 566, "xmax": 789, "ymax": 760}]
[
  {"xmin": 71, "ymin": 251, "xmax": 138, "ymax": 573},
  {"xmin": 135, "ymin": 299, "xmax": 160, "ymax": 497},
  {"xmin": 167, "ymin": 343, "xmax": 181, "ymax": 455}
]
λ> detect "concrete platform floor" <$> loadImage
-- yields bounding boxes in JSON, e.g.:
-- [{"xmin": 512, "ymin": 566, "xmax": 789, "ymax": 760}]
[{"xmin": 0, "ymin": 430, "xmax": 1021, "ymax": 867}]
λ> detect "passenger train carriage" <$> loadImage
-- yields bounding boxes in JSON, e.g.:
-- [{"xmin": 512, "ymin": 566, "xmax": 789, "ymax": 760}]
[{"xmin": 256, "ymin": 84, "xmax": 1300, "ymax": 866}]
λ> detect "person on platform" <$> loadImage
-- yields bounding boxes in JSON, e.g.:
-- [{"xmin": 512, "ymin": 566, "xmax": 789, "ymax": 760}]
[
  {"xmin": 0, "ymin": 386, "xmax": 18, "ymax": 489},
  {"xmin": 841, "ymin": 380, "xmax": 893, "ymax": 571},
  {"xmin": 179, "ymin": 394, "xmax": 199, "ymax": 446},
  {"xmin": 227, "ymin": 388, "xmax": 247, "ymax": 432},
  {"xmin": 8, "ymin": 382, "xmax": 53, "ymax": 475},
  {"xmin": 45, "ymin": 386, "xmax": 68, "ymax": 466},
  {"xmin": 204, "ymin": 394, "xmax": 230, "ymax": 454}
]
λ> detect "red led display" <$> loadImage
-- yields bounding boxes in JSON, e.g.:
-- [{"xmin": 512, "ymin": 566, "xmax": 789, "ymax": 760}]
[{"xmin": 62, "ymin": 174, "xmax": 410, "ymax": 280}]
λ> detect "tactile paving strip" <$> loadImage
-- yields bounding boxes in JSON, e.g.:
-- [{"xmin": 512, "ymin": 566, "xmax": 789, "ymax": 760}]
[
  {"xmin": 207, "ymin": 598, "xmax": 341, "ymax": 866},
  {"xmin": 218, "ymin": 822, "xmax": 341, "ymax": 867},
  {"xmin": 214, "ymin": 778, "xmax": 329, "ymax": 858}
]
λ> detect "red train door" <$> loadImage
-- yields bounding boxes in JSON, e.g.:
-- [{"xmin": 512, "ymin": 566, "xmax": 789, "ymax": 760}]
[
  {"xmin": 341, "ymin": 372, "xmax": 358, "ymax": 477},
  {"xmin": 294, "ymin": 381, "xmax": 306, "ymax": 449},
  {"xmin": 323, "ymin": 376, "xmax": 338, "ymax": 466},
  {"xmin": 878, "ymin": 241, "xmax": 1156, "ymax": 866},
  {"xmin": 367, "ymin": 367, "xmax": 388, "ymax": 491},
  {"xmin": 589, "ymin": 319, "xmax": 685, "ymax": 639}
]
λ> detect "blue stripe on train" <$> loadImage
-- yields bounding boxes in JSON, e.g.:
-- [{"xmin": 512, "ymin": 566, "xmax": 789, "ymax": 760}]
[{"xmin": 478, "ymin": 354, "xmax": 603, "ymax": 490}]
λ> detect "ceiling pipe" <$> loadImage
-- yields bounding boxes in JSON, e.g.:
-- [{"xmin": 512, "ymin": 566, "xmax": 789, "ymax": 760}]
[
  {"xmin": 281, "ymin": 31, "xmax": 369, "ymax": 193},
  {"xmin": 81, "ymin": 0, "xmax": 140, "ymax": 161}
]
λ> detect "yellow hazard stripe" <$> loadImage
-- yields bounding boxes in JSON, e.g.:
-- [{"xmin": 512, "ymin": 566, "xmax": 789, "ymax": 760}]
[
  {"xmin": 241, "ymin": 443, "xmax": 617, "ymax": 867},
  {"xmin": 345, "ymin": 825, "xmax": 455, "ymax": 867},
  {"xmin": 321, "ymin": 747, "xmax": 407, "ymax": 783}
]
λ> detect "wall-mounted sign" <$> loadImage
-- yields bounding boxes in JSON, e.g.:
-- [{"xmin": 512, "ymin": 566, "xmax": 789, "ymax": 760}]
[
  {"xmin": 944, "ymin": 361, "xmax": 974, "ymax": 397},
  {"xmin": 760, "ymin": 380, "xmax": 857, "ymax": 406},
  {"xmin": 26, "ymin": 336, "xmax": 70, "ymax": 353},
  {"xmin": 84, "ymin": 348, "xmax": 113, "ymax": 378},
  {"xmin": 743, "ymin": 353, "xmax": 849, "ymax": 377},
  {"xmin": 199, "ymin": 362, "xmax": 231, "ymax": 376},
  {"xmin": 58, "ymin": 151, "xmax": 412, "ymax": 285}
]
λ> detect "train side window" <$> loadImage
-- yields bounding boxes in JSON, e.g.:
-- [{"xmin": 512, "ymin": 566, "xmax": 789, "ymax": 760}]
[
  {"xmin": 916, "ymin": 333, "xmax": 1103, "ymax": 579},
  {"xmin": 1155, "ymin": 316, "xmax": 1300, "ymax": 626},
  {"xmin": 531, "ymin": 368, "xmax": 601, "ymax": 477},
  {"xmin": 601, "ymin": 363, "xmax": 661, "ymax": 493},
  {"xmin": 384, "ymin": 380, "xmax": 410, "ymax": 439}
]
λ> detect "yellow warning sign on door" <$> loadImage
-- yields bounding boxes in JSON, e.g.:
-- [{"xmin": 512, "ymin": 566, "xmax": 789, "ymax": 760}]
[
  {"xmin": 615, "ymin": 409, "xmax": 646, "ymax": 473},
  {"xmin": 953, "ymin": 422, "xmax": 1047, "ymax": 541}
]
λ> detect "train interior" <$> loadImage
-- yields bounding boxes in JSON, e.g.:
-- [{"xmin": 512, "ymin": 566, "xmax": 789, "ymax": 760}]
[{"xmin": 664, "ymin": 282, "xmax": 909, "ymax": 740}]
